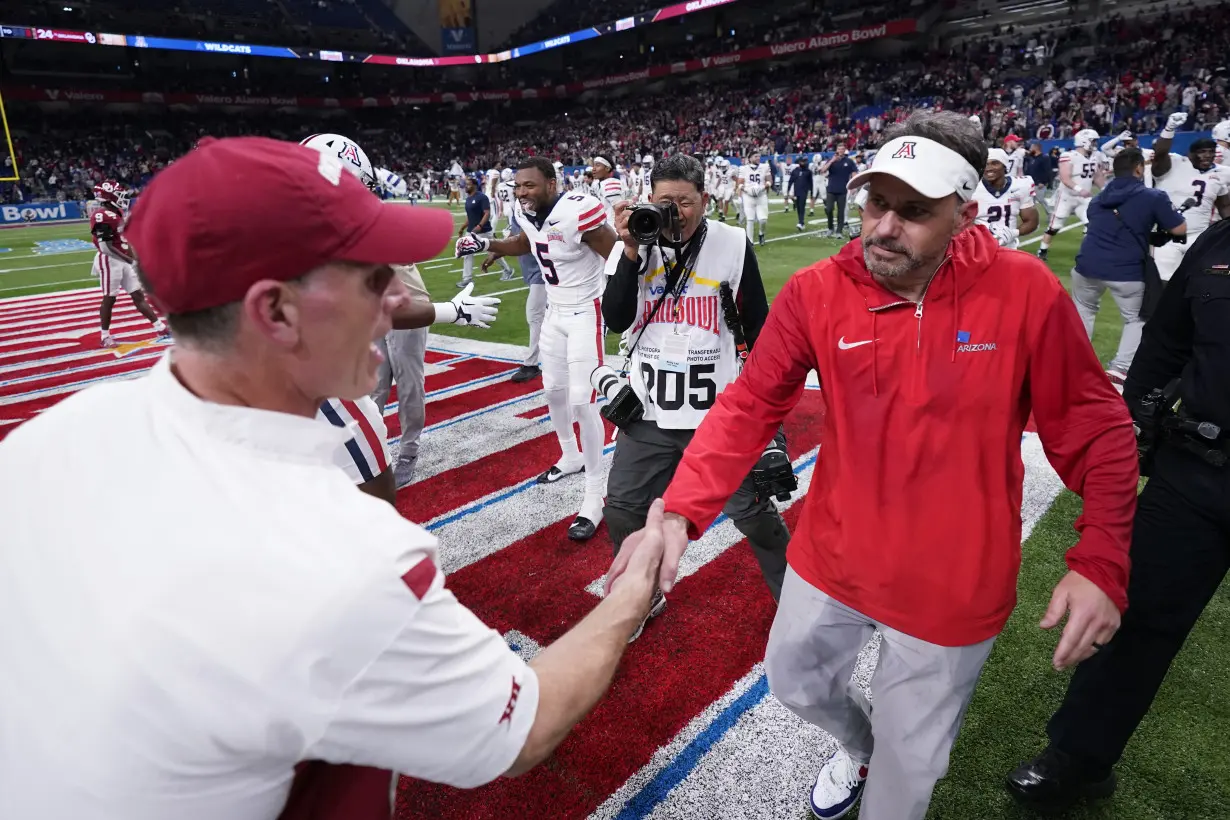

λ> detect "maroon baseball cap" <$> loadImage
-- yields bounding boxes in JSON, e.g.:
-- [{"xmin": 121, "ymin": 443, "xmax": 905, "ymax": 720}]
[{"xmin": 124, "ymin": 136, "xmax": 453, "ymax": 314}]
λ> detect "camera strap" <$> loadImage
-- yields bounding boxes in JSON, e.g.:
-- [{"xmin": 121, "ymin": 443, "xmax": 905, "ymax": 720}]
[{"xmin": 619, "ymin": 221, "xmax": 708, "ymax": 373}]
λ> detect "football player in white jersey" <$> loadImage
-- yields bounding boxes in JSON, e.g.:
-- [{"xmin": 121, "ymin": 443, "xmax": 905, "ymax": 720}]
[
  {"xmin": 1212, "ymin": 120, "xmax": 1230, "ymax": 167},
  {"xmin": 705, "ymin": 157, "xmax": 721, "ymax": 208},
  {"xmin": 736, "ymin": 150, "xmax": 772, "ymax": 246},
  {"xmin": 454, "ymin": 157, "xmax": 620, "ymax": 540},
  {"xmin": 973, "ymin": 148, "xmax": 1040, "ymax": 248},
  {"xmin": 809, "ymin": 153, "xmax": 825, "ymax": 217},
  {"xmin": 1002, "ymin": 135, "xmax": 1027, "ymax": 178},
  {"xmin": 494, "ymin": 168, "xmax": 517, "ymax": 236},
  {"xmin": 1150, "ymin": 114, "xmax": 1230, "ymax": 280},
  {"xmin": 592, "ymin": 155, "xmax": 626, "ymax": 225},
  {"xmin": 1037, "ymin": 128, "xmax": 1106, "ymax": 261},
  {"xmin": 640, "ymin": 155, "xmax": 655, "ymax": 203}
]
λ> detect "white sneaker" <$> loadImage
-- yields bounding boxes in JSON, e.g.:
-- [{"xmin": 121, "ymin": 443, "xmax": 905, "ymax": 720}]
[
  {"xmin": 809, "ymin": 748, "xmax": 868, "ymax": 819},
  {"xmin": 628, "ymin": 590, "xmax": 667, "ymax": 643}
]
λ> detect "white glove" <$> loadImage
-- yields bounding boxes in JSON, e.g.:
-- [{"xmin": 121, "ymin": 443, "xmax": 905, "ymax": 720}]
[
  {"xmin": 454, "ymin": 232, "xmax": 491, "ymax": 258},
  {"xmin": 433, "ymin": 282, "xmax": 500, "ymax": 329},
  {"xmin": 985, "ymin": 222, "xmax": 1017, "ymax": 247},
  {"xmin": 1118, "ymin": 129, "xmax": 1134, "ymax": 141},
  {"xmin": 1162, "ymin": 112, "xmax": 1187, "ymax": 137}
]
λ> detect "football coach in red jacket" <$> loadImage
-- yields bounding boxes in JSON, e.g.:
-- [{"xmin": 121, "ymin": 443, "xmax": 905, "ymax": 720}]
[{"xmin": 605, "ymin": 109, "xmax": 1140, "ymax": 820}]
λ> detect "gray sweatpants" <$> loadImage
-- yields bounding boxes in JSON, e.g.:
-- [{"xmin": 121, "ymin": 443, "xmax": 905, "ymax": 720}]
[
  {"xmin": 1069, "ymin": 268, "xmax": 1145, "ymax": 374},
  {"xmin": 766, "ymin": 568, "xmax": 996, "ymax": 820},
  {"xmin": 371, "ymin": 326, "xmax": 428, "ymax": 486}
]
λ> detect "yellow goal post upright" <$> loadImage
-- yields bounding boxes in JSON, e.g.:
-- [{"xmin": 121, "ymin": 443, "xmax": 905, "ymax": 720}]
[{"xmin": 0, "ymin": 87, "xmax": 18, "ymax": 183}]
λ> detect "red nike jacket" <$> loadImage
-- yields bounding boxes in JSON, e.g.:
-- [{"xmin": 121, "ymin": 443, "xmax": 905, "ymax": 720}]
[{"xmin": 662, "ymin": 226, "xmax": 1139, "ymax": 646}]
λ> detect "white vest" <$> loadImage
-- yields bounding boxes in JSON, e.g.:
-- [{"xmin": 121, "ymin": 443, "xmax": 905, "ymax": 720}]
[{"xmin": 605, "ymin": 219, "xmax": 747, "ymax": 429}]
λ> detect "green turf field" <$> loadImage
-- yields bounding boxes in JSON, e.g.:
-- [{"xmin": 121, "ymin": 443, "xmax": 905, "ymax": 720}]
[{"xmin": 4, "ymin": 202, "xmax": 1226, "ymax": 819}]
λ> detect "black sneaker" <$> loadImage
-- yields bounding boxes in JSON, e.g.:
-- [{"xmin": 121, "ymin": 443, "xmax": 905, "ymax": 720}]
[
  {"xmin": 1037, "ymin": 248, "xmax": 1049, "ymax": 261},
  {"xmin": 510, "ymin": 364, "xmax": 540, "ymax": 383},
  {"xmin": 1005, "ymin": 745, "xmax": 1116, "ymax": 810}
]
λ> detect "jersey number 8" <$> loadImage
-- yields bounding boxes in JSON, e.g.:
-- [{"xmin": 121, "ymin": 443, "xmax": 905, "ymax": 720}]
[{"xmin": 641, "ymin": 362, "xmax": 717, "ymax": 412}]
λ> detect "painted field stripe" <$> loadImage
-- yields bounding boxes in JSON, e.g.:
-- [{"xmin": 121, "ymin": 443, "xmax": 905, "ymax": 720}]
[
  {"xmin": 0, "ymin": 349, "xmax": 164, "ymax": 389},
  {"xmin": 0, "ymin": 278, "xmax": 96, "ymax": 295},
  {"xmin": 0, "ymin": 286, "xmax": 100, "ymax": 305},
  {"xmin": 0, "ymin": 343, "xmax": 76, "ymax": 362}
]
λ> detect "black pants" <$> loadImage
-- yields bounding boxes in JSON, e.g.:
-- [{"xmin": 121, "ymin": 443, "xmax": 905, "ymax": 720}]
[
  {"xmin": 824, "ymin": 191, "xmax": 847, "ymax": 233},
  {"xmin": 794, "ymin": 189, "xmax": 809, "ymax": 227},
  {"xmin": 1047, "ymin": 442, "xmax": 1230, "ymax": 773},
  {"xmin": 604, "ymin": 419, "xmax": 790, "ymax": 600}
]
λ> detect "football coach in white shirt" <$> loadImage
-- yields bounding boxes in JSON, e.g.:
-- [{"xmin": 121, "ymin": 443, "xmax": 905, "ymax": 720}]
[{"xmin": 0, "ymin": 137, "xmax": 668, "ymax": 820}]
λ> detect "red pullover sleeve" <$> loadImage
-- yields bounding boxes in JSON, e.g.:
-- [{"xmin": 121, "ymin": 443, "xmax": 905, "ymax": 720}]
[
  {"xmin": 663, "ymin": 271, "xmax": 819, "ymax": 538},
  {"xmin": 1028, "ymin": 289, "xmax": 1139, "ymax": 612}
]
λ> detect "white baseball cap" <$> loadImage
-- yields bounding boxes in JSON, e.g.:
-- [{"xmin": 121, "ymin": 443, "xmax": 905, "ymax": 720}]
[
  {"xmin": 847, "ymin": 135, "xmax": 981, "ymax": 201},
  {"xmin": 985, "ymin": 147, "xmax": 1011, "ymax": 169}
]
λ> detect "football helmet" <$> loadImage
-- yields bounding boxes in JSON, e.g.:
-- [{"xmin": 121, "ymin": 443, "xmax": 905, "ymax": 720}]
[
  {"xmin": 299, "ymin": 133, "xmax": 378, "ymax": 192},
  {"xmin": 1073, "ymin": 129, "xmax": 1099, "ymax": 151},
  {"xmin": 642, "ymin": 154, "xmax": 655, "ymax": 167},
  {"xmin": 501, "ymin": 168, "xmax": 514, "ymax": 182},
  {"xmin": 94, "ymin": 180, "xmax": 128, "ymax": 209},
  {"xmin": 1212, "ymin": 120, "xmax": 1230, "ymax": 144}
]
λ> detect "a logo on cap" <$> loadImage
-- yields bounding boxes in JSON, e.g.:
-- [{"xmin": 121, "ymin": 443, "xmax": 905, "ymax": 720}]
[{"xmin": 891, "ymin": 141, "xmax": 917, "ymax": 160}]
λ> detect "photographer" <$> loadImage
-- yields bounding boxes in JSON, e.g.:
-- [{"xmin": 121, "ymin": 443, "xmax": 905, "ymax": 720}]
[
  {"xmin": 1008, "ymin": 218, "xmax": 1230, "ymax": 812},
  {"xmin": 1068, "ymin": 147, "xmax": 1186, "ymax": 389},
  {"xmin": 600, "ymin": 154, "xmax": 791, "ymax": 633}
]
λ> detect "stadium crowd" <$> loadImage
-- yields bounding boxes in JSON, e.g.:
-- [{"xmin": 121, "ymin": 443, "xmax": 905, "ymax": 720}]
[{"xmin": 1, "ymin": 2, "xmax": 1226, "ymax": 204}]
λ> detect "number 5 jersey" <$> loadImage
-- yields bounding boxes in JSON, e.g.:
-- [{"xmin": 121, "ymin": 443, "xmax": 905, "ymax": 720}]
[{"xmin": 514, "ymin": 192, "xmax": 609, "ymax": 306}]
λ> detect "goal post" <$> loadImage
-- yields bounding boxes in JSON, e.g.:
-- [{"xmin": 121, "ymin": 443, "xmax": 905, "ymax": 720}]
[{"xmin": 0, "ymin": 88, "xmax": 19, "ymax": 183}]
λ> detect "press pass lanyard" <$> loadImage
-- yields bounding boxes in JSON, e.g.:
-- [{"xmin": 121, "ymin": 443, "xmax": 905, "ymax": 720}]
[{"xmin": 619, "ymin": 221, "xmax": 708, "ymax": 372}]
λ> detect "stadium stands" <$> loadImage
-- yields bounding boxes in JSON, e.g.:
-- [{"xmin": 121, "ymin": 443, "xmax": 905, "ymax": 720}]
[{"xmin": 0, "ymin": 1, "xmax": 1226, "ymax": 205}]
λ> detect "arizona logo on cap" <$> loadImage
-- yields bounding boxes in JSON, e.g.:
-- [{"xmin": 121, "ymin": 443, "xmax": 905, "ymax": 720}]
[{"xmin": 891, "ymin": 141, "xmax": 918, "ymax": 160}]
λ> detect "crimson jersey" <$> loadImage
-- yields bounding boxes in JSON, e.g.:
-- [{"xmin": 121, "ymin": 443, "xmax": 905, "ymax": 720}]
[{"xmin": 91, "ymin": 207, "xmax": 131, "ymax": 258}]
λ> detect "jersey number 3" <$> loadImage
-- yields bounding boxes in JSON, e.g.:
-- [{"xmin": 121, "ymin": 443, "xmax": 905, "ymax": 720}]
[
  {"xmin": 534, "ymin": 242, "xmax": 559, "ymax": 285},
  {"xmin": 641, "ymin": 362, "xmax": 716, "ymax": 411}
]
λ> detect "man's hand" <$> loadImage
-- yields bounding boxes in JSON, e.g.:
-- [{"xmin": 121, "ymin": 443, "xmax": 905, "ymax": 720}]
[
  {"xmin": 1164, "ymin": 111, "xmax": 1188, "ymax": 134},
  {"xmin": 985, "ymin": 222, "xmax": 1017, "ymax": 246},
  {"xmin": 604, "ymin": 508, "xmax": 690, "ymax": 596},
  {"xmin": 454, "ymin": 232, "xmax": 490, "ymax": 258},
  {"xmin": 613, "ymin": 200, "xmax": 639, "ymax": 261},
  {"xmin": 1118, "ymin": 129, "xmax": 1134, "ymax": 141},
  {"xmin": 1041, "ymin": 570, "xmax": 1121, "ymax": 670},
  {"xmin": 433, "ymin": 282, "xmax": 500, "ymax": 328},
  {"xmin": 481, "ymin": 252, "xmax": 507, "ymax": 273},
  {"xmin": 607, "ymin": 499, "xmax": 669, "ymax": 597}
]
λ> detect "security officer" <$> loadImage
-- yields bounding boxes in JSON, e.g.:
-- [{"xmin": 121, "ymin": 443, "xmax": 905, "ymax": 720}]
[
  {"xmin": 601, "ymin": 154, "xmax": 791, "ymax": 640},
  {"xmin": 1007, "ymin": 218, "xmax": 1230, "ymax": 809}
]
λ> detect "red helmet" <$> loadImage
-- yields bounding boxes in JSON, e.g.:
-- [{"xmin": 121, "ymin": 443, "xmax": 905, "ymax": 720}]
[{"xmin": 94, "ymin": 180, "xmax": 129, "ymax": 208}]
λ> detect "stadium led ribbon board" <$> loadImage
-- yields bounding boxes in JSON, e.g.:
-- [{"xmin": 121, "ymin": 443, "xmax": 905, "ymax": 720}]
[{"xmin": 0, "ymin": 0, "xmax": 742, "ymax": 68}]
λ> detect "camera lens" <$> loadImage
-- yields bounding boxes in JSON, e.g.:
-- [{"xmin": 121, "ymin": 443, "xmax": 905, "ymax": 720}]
[{"xmin": 628, "ymin": 207, "xmax": 664, "ymax": 244}]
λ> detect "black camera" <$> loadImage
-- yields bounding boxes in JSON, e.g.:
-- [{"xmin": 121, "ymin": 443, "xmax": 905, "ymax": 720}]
[
  {"xmin": 591, "ymin": 365, "xmax": 644, "ymax": 430},
  {"xmin": 627, "ymin": 202, "xmax": 684, "ymax": 244},
  {"xmin": 752, "ymin": 430, "xmax": 797, "ymax": 502}
]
